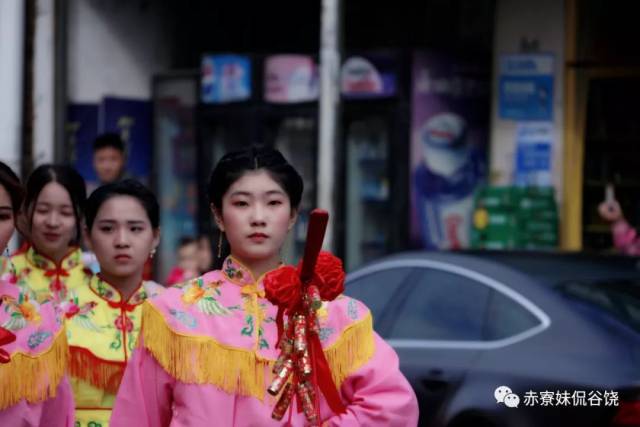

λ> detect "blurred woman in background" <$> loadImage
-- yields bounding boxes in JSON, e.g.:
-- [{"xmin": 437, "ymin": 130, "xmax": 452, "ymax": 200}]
[
  {"xmin": 11, "ymin": 164, "xmax": 88, "ymax": 304},
  {"xmin": 0, "ymin": 161, "xmax": 74, "ymax": 426}
]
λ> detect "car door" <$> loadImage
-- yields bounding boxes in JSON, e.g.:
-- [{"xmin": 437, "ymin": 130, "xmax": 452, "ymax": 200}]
[
  {"xmin": 385, "ymin": 267, "xmax": 492, "ymax": 427},
  {"xmin": 344, "ymin": 266, "xmax": 414, "ymax": 336}
]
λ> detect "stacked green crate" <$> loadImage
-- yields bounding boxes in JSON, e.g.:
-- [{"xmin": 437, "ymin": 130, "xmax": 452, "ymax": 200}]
[
  {"xmin": 516, "ymin": 187, "xmax": 558, "ymax": 249},
  {"xmin": 471, "ymin": 186, "xmax": 558, "ymax": 250},
  {"xmin": 471, "ymin": 186, "xmax": 522, "ymax": 249}
]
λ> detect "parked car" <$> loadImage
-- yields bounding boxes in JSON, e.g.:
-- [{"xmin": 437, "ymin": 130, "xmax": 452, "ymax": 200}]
[{"xmin": 344, "ymin": 251, "xmax": 640, "ymax": 427}]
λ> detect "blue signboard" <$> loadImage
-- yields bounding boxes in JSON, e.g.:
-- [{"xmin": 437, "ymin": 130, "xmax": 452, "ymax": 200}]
[
  {"xmin": 514, "ymin": 122, "xmax": 553, "ymax": 186},
  {"xmin": 68, "ymin": 104, "xmax": 99, "ymax": 181},
  {"xmin": 201, "ymin": 54, "xmax": 252, "ymax": 103},
  {"xmin": 499, "ymin": 54, "xmax": 554, "ymax": 121}
]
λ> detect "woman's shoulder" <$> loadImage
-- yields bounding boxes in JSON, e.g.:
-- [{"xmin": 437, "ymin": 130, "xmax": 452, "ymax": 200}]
[
  {"xmin": 325, "ymin": 294, "xmax": 371, "ymax": 323},
  {"xmin": 0, "ymin": 279, "xmax": 65, "ymax": 353},
  {"xmin": 0, "ymin": 282, "xmax": 67, "ymax": 409}
]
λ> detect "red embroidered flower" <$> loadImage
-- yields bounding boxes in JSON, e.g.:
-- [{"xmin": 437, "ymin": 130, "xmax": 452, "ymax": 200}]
[
  {"xmin": 264, "ymin": 265, "xmax": 302, "ymax": 311},
  {"xmin": 114, "ymin": 316, "xmax": 133, "ymax": 332},
  {"xmin": 65, "ymin": 302, "xmax": 80, "ymax": 318}
]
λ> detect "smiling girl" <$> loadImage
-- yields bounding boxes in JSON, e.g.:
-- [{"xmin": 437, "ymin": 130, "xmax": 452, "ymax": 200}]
[
  {"xmin": 111, "ymin": 147, "xmax": 418, "ymax": 426},
  {"xmin": 0, "ymin": 162, "xmax": 74, "ymax": 426},
  {"xmin": 67, "ymin": 179, "xmax": 163, "ymax": 427},
  {"xmin": 11, "ymin": 165, "xmax": 88, "ymax": 304}
]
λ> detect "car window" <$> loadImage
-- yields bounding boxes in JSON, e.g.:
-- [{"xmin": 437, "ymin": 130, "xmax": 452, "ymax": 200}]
[
  {"xmin": 484, "ymin": 291, "xmax": 541, "ymax": 340},
  {"xmin": 344, "ymin": 267, "xmax": 413, "ymax": 328},
  {"xmin": 388, "ymin": 268, "xmax": 491, "ymax": 341},
  {"xmin": 555, "ymin": 279, "xmax": 640, "ymax": 333}
]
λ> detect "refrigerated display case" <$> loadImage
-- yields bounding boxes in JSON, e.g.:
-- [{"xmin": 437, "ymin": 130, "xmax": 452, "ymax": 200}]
[{"xmin": 341, "ymin": 99, "xmax": 409, "ymax": 272}]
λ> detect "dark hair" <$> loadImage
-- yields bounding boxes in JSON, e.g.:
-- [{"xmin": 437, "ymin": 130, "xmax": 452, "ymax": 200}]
[
  {"xmin": 24, "ymin": 164, "xmax": 86, "ymax": 244},
  {"xmin": 0, "ymin": 161, "xmax": 24, "ymax": 214},
  {"xmin": 85, "ymin": 179, "xmax": 159, "ymax": 231},
  {"xmin": 93, "ymin": 132, "xmax": 125, "ymax": 153},
  {"xmin": 178, "ymin": 236, "xmax": 197, "ymax": 248},
  {"xmin": 207, "ymin": 145, "xmax": 304, "ymax": 212}
]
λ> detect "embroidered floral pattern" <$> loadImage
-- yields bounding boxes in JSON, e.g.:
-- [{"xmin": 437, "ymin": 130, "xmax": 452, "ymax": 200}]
[
  {"xmin": 181, "ymin": 277, "xmax": 230, "ymax": 316},
  {"xmin": 224, "ymin": 260, "xmax": 244, "ymax": 281},
  {"xmin": 61, "ymin": 293, "xmax": 100, "ymax": 331},
  {"xmin": 27, "ymin": 330, "xmax": 52, "ymax": 349},
  {"xmin": 347, "ymin": 298, "xmax": 358, "ymax": 320},
  {"xmin": 319, "ymin": 327, "xmax": 335, "ymax": 343},
  {"xmin": 1, "ymin": 290, "xmax": 42, "ymax": 331},
  {"xmin": 114, "ymin": 315, "xmax": 133, "ymax": 333},
  {"xmin": 22, "ymin": 246, "xmax": 85, "ymax": 304},
  {"xmin": 170, "ymin": 308, "xmax": 197, "ymax": 329}
]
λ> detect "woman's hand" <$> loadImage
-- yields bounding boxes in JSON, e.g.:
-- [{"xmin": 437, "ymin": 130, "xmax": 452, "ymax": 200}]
[{"xmin": 599, "ymin": 200, "xmax": 623, "ymax": 222}]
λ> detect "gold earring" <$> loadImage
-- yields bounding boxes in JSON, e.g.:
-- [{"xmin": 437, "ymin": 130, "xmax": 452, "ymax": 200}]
[{"xmin": 217, "ymin": 232, "xmax": 223, "ymax": 258}]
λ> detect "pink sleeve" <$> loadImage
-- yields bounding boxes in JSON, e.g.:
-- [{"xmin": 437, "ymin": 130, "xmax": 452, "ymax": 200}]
[
  {"xmin": 110, "ymin": 338, "xmax": 175, "ymax": 427},
  {"xmin": 41, "ymin": 376, "xmax": 75, "ymax": 427},
  {"xmin": 323, "ymin": 334, "xmax": 419, "ymax": 427},
  {"xmin": 612, "ymin": 220, "xmax": 640, "ymax": 255}
]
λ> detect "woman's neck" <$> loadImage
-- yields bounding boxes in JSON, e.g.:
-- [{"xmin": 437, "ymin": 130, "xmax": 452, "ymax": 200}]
[
  {"xmin": 99, "ymin": 271, "xmax": 143, "ymax": 301},
  {"xmin": 231, "ymin": 252, "xmax": 281, "ymax": 281},
  {"xmin": 34, "ymin": 244, "xmax": 70, "ymax": 265}
]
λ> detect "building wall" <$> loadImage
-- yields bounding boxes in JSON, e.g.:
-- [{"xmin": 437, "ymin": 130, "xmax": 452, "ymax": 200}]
[
  {"xmin": 489, "ymin": 0, "xmax": 565, "ymax": 201},
  {"xmin": 0, "ymin": 0, "xmax": 24, "ymax": 174},
  {"xmin": 67, "ymin": 0, "xmax": 171, "ymax": 103}
]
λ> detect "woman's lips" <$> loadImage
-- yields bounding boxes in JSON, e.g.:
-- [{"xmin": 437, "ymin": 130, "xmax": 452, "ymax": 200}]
[
  {"xmin": 43, "ymin": 232, "xmax": 61, "ymax": 242},
  {"xmin": 114, "ymin": 254, "xmax": 132, "ymax": 262},
  {"xmin": 248, "ymin": 233, "xmax": 268, "ymax": 243}
]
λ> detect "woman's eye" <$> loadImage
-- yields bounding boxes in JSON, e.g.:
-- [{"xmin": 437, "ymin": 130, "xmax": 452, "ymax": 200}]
[
  {"xmin": 99, "ymin": 226, "xmax": 113, "ymax": 233},
  {"xmin": 131, "ymin": 226, "xmax": 143, "ymax": 233},
  {"xmin": 0, "ymin": 214, "xmax": 13, "ymax": 221},
  {"xmin": 268, "ymin": 200, "xmax": 283, "ymax": 206},
  {"xmin": 233, "ymin": 201, "xmax": 248, "ymax": 207}
]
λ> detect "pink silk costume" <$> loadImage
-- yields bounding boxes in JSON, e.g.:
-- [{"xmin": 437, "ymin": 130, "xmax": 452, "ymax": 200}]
[
  {"xmin": 111, "ymin": 256, "xmax": 418, "ymax": 426},
  {"xmin": 0, "ymin": 259, "xmax": 74, "ymax": 427}
]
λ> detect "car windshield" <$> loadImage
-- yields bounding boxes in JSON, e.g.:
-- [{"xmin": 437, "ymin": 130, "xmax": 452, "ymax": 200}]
[{"xmin": 554, "ymin": 278, "xmax": 640, "ymax": 333}]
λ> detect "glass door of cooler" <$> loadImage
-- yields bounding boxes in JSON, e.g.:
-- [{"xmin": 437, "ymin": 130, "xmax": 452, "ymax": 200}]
[
  {"xmin": 266, "ymin": 112, "xmax": 317, "ymax": 264},
  {"xmin": 344, "ymin": 116, "xmax": 391, "ymax": 271},
  {"xmin": 152, "ymin": 72, "xmax": 198, "ymax": 282}
]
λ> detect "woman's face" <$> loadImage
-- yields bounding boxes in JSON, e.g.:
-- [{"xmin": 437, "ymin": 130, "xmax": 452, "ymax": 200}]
[
  {"xmin": 0, "ymin": 184, "xmax": 16, "ymax": 251},
  {"xmin": 88, "ymin": 195, "xmax": 159, "ymax": 280},
  {"xmin": 30, "ymin": 182, "xmax": 77, "ymax": 259},
  {"xmin": 214, "ymin": 170, "xmax": 297, "ymax": 265}
]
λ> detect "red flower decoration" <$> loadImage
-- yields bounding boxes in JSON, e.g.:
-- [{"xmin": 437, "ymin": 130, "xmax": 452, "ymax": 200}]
[
  {"xmin": 65, "ymin": 302, "xmax": 80, "ymax": 319},
  {"xmin": 114, "ymin": 316, "xmax": 133, "ymax": 332},
  {"xmin": 305, "ymin": 251, "xmax": 345, "ymax": 301},
  {"xmin": 264, "ymin": 266, "xmax": 302, "ymax": 311},
  {"xmin": 0, "ymin": 326, "xmax": 17, "ymax": 364}
]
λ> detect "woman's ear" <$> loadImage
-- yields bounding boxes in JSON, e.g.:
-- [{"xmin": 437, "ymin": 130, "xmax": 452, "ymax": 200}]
[
  {"xmin": 210, "ymin": 203, "xmax": 224, "ymax": 232},
  {"xmin": 152, "ymin": 227, "xmax": 161, "ymax": 251},
  {"xmin": 288, "ymin": 208, "xmax": 299, "ymax": 231}
]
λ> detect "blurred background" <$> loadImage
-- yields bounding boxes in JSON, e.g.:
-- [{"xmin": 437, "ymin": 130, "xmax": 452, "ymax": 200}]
[{"xmin": 1, "ymin": 0, "xmax": 639, "ymax": 280}]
